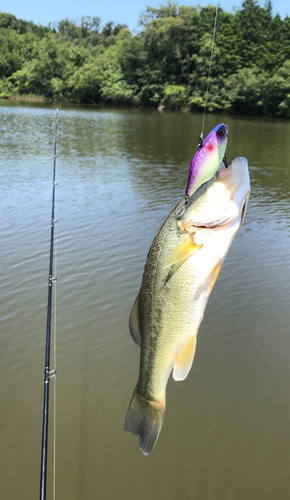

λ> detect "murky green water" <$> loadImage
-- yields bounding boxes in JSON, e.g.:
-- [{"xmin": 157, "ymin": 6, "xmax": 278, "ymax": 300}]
[{"xmin": 1, "ymin": 101, "xmax": 290, "ymax": 500}]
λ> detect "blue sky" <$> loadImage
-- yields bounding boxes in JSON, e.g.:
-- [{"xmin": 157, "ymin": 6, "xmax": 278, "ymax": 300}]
[{"xmin": 0, "ymin": 0, "xmax": 289, "ymax": 30}]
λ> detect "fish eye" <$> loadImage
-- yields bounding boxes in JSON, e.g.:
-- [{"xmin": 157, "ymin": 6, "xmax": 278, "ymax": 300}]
[{"xmin": 218, "ymin": 127, "xmax": 225, "ymax": 136}]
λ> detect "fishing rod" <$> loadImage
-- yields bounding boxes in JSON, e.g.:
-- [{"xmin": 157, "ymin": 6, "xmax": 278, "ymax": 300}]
[
  {"xmin": 38, "ymin": 5, "xmax": 114, "ymax": 498},
  {"xmin": 40, "ymin": 109, "xmax": 59, "ymax": 500}
]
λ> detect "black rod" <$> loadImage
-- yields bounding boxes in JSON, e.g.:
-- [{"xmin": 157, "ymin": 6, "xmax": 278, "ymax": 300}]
[{"xmin": 40, "ymin": 109, "xmax": 59, "ymax": 500}]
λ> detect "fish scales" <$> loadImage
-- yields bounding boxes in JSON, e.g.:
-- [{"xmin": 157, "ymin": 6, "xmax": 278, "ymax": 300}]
[{"xmin": 138, "ymin": 210, "xmax": 201, "ymax": 398}]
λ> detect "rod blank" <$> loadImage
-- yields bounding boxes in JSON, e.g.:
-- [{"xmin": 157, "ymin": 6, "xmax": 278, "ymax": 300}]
[{"xmin": 40, "ymin": 110, "xmax": 59, "ymax": 500}]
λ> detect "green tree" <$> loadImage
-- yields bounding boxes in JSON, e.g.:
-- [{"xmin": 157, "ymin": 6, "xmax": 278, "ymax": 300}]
[{"xmin": 0, "ymin": 4, "xmax": 290, "ymax": 118}]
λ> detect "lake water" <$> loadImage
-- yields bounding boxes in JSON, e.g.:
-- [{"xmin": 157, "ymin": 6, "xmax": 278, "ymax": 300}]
[{"xmin": 1, "ymin": 101, "xmax": 290, "ymax": 500}]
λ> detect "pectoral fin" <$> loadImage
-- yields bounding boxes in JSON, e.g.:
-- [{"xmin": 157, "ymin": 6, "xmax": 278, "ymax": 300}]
[
  {"xmin": 129, "ymin": 296, "xmax": 141, "ymax": 347},
  {"xmin": 164, "ymin": 236, "xmax": 202, "ymax": 269},
  {"xmin": 173, "ymin": 336, "xmax": 197, "ymax": 381}
]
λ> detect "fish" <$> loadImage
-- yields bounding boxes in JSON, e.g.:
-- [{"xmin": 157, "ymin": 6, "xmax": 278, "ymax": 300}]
[
  {"xmin": 185, "ymin": 123, "xmax": 228, "ymax": 198},
  {"xmin": 124, "ymin": 156, "xmax": 250, "ymax": 455}
]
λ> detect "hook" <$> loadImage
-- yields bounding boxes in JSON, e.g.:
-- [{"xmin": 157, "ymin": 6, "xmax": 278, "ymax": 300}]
[{"xmin": 223, "ymin": 154, "xmax": 229, "ymax": 168}]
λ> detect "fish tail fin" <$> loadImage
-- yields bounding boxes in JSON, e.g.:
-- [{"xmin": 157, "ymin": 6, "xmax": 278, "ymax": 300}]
[{"xmin": 124, "ymin": 387, "xmax": 165, "ymax": 456}]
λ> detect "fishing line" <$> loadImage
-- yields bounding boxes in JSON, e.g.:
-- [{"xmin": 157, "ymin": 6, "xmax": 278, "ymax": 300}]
[
  {"xmin": 179, "ymin": 3, "xmax": 219, "ymax": 215},
  {"xmin": 200, "ymin": 2, "xmax": 219, "ymax": 142}
]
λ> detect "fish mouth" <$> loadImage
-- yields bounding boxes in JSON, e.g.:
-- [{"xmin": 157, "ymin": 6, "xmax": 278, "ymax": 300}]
[{"xmin": 180, "ymin": 156, "xmax": 250, "ymax": 231}]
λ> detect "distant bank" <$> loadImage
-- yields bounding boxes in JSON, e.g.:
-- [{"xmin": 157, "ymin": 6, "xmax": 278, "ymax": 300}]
[{"xmin": 0, "ymin": 3, "xmax": 290, "ymax": 118}]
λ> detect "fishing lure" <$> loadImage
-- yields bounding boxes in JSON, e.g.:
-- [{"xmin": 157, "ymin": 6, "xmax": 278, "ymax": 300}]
[{"xmin": 185, "ymin": 123, "xmax": 228, "ymax": 199}]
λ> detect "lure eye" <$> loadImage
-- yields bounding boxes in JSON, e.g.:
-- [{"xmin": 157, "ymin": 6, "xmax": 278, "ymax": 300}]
[{"xmin": 218, "ymin": 127, "xmax": 225, "ymax": 136}]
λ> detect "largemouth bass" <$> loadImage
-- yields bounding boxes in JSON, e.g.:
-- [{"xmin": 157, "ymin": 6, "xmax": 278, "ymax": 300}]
[{"xmin": 125, "ymin": 157, "xmax": 251, "ymax": 455}]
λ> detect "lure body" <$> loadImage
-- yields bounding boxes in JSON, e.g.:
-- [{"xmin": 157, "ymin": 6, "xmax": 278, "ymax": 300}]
[{"xmin": 185, "ymin": 124, "xmax": 228, "ymax": 198}]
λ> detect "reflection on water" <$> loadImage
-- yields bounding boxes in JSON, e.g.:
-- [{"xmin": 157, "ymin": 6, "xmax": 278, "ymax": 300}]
[{"xmin": 1, "ymin": 101, "xmax": 290, "ymax": 500}]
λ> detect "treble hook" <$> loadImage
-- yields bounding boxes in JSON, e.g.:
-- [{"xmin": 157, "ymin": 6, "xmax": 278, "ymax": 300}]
[{"xmin": 223, "ymin": 154, "xmax": 229, "ymax": 168}]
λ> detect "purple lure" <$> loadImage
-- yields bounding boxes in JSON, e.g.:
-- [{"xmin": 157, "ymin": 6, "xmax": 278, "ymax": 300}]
[{"xmin": 185, "ymin": 124, "xmax": 228, "ymax": 198}]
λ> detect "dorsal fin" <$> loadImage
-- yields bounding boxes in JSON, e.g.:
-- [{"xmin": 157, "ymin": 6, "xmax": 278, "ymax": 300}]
[
  {"xmin": 173, "ymin": 336, "xmax": 197, "ymax": 381},
  {"xmin": 129, "ymin": 296, "xmax": 141, "ymax": 347}
]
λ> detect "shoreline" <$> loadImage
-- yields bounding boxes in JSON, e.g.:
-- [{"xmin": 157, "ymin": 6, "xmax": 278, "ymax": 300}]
[
  {"xmin": 0, "ymin": 95, "xmax": 48, "ymax": 102},
  {"xmin": 0, "ymin": 96, "xmax": 289, "ymax": 122}
]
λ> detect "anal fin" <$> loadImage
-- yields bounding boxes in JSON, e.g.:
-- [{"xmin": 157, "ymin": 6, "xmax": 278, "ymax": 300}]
[
  {"xmin": 173, "ymin": 336, "xmax": 197, "ymax": 381},
  {"xmin": 129, "ymin": 296, "xmax": 141, "ymax": 347}
]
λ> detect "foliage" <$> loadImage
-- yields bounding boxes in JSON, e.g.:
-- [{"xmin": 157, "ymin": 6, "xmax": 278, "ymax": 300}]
[
  {"xmin": 162, "ymin": 84, "xmax": 187, "ymax": 109},
  {"xmin": 0, "ymin": 1, "xmax": 290, "ymax": 117}
]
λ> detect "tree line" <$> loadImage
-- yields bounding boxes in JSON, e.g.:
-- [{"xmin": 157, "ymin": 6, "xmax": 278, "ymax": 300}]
[{"xmin": 0, "ymin": 0, "xmax": 290, "ymax": 118}]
